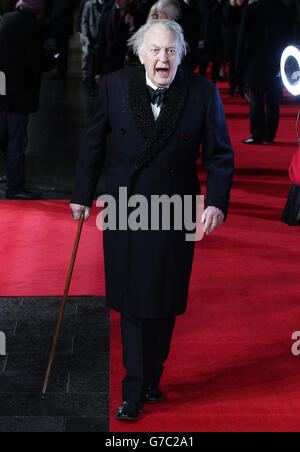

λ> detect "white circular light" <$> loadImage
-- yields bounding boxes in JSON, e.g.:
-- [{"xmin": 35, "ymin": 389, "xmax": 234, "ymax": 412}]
[{"xmin": 281, "ymin": 46, "xmax": 300, "ymax": 96}]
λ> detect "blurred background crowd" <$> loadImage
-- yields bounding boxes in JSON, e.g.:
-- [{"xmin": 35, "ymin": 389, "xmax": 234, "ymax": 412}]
[{"xmin": 0, "ymin": 0, "xmax": 299, "ymax": 200}]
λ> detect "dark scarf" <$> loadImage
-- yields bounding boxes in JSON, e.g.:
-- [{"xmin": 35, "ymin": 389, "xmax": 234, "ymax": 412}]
[{"xmin": 129, "ymin": 64, "xmax": 189, "ymax": 170}]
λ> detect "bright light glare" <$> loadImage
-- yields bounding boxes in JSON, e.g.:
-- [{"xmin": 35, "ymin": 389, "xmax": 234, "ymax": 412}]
[{"xmin": 281, "ymin": 46, "xmax": 300, "ymax": 96}]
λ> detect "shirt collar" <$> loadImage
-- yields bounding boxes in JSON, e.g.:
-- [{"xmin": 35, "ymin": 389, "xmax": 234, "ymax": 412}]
[{"xmin": 146, "ymin": 74, "xmax": 169, "ymax": 91}]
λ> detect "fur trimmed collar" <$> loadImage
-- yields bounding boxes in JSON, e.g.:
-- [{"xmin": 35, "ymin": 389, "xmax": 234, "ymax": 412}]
[{"xmin": 129, "ymin": 64, "xmax": 189, "ymax": 170}]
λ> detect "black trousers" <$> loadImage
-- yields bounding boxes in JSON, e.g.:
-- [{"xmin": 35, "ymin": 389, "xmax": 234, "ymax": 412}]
[
  {"xmin": 250, "ymin": 80, "xmax": 282, "ymax": 143},
  {"xmin": 121, "ymin": 315, "xmax": 176, "ymax": 403},
  {"xmin": 55, "ymin": 37, "xmax": 70, "ymax": 77},
  {"xmin": 0, "ymin": 112, "xmax": 29, "ymax": 196}
]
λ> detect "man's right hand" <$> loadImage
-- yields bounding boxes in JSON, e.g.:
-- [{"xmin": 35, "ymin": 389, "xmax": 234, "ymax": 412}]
[{"xmin": 70, "ymin": 203, "xmax": 91, "ymax": 221}]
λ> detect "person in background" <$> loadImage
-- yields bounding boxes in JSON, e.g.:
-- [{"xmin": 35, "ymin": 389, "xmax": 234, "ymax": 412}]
[
  {"xmin": 282, "ymin": 0, "xmax": 299, "ymax": 42},
  {"xmin": 48, "ymin": 0, "xmax": 74, "ymax": 79},
  {"xmin": 237, "ymin": 0, "xmax": 290, "ymax": 145},
  {"xmin": 77, "ymin": 0, "xmax": 89, "ymax": 83},
  {"xmin": 94, "ymin": 0, "xmax": 137, "ymax": 82},
  {"xmin": 81, "ymin": 0, "xmax": 110, "ymax": 96},
  {"xmin": 206, "ymin": 0, "xmax": 225, "ymax": 84},
  {"xmin": 0, "ymin": 0, "xmax": 56, "ymax": 199},
  {"xmin": 131, "ymin": 0, "xmax": 156, "ymax": 27},
  {"xmin": 222, "ymin": 0, "xmax": 246, "ymax": 97},
  {"xmin": 0, "ymin": 0, "xmax": 17, "ymax": 182},
  {"xmin": 147, "ymin": 0, "xmax": 181, "ymax": 21},
  {"xmin": 147, "ymin": 1, "xmax": 159, "ymax": 19},
  {"xmin": 195, "ymin": 0, "xmax": 210, "ymax": 78},
  {"xmin": 178, "ymin": 0, "xmax": 203, "ymax": 71},
  {"xmin": 0, "ymin": 0, "xmax": 17, "ymax": 17}
]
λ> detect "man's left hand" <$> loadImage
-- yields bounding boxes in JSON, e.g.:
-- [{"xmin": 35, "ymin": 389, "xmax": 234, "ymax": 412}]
[{"xmin": 201, "ymin": 206, "xmax": 225, "ymax": 236}]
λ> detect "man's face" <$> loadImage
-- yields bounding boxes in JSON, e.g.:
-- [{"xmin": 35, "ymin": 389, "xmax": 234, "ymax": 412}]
[{"xmin": 139, "ymin": 26, "xmax": 181, "ymax": 88}]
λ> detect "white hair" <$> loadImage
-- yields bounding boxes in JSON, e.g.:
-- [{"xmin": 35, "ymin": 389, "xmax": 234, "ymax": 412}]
[
  {"xmin": 128, "ymin": 20, "xmax": 188, "ymax": 62},
  {"xmin": 157, "ymin": 0, "xmax": 181, "ymax": 20}
]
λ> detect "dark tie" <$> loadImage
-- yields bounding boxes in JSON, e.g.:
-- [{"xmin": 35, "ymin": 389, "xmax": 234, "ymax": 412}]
[{"xmin": 147, "ymin": 86, "xmax": 169, "ymax": 107}]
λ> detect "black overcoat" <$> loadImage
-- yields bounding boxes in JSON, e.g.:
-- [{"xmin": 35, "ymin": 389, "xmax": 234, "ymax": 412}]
[{"xmin": 71, "ymin": 65, "xmax": 234, "ymax": 319}]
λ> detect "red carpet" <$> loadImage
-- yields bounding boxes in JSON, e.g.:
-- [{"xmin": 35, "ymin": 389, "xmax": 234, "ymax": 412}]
[
  {"xmin": 0, "ymin": 200, "xmax": 105, "ymax": 297},
  {"xmin": 110, "ymin": 89, "xmax": 300, "ymax": 432}
]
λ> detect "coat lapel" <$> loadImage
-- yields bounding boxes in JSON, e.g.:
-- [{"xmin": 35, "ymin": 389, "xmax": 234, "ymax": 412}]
[
  {"xmin": 129, "ymin": 64, "xmax": 189, "ymax": 169},
  {"xmin": 129, "ymin": 65, "xmax": 156, "ymax": 145}
]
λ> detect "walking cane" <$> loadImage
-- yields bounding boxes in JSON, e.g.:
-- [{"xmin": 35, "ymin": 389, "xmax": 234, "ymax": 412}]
[{"xmin": 41, "ymin": 211, "xmax": 85, "ymax": 399}]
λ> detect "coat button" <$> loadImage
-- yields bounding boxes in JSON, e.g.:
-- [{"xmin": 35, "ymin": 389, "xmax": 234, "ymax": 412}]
[
  {"xmin": 181, "ymin": 135, "xmax": 189, "ymax": 141},
  {"xmin": 167, "ymin": 168, "xmax": 174, "ymax": 174},
  {"xmin": 121, "ymin": 128, "xmax": 127, "ymax": 135}
]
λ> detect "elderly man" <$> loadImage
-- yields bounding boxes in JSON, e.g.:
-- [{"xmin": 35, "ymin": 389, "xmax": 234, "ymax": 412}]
[{"xmin": 71, "ymin": 20, "xmax": 234, "ymax": 421}]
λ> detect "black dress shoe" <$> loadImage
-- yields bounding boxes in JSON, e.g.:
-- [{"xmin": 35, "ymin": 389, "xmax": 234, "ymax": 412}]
[
  {"xmin": 242, "ymin": 137, "xmax": 264, "ymax": 145},
  {"xmin": 6, "ymin": 190, "xmax": 42, "ymax": 200},
  {"xmin": 115, "ymin": 401, "xmax": 141, "ymax": 421},
  {"xmin": 144, "ymin": 386, "xmax": 163, "ymax": 404}
]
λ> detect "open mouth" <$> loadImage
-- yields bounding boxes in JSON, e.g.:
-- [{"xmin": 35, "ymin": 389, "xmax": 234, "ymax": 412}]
[{"xmin": 156, "ymin": 68, "xmax": 170, "ymax": 77}]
